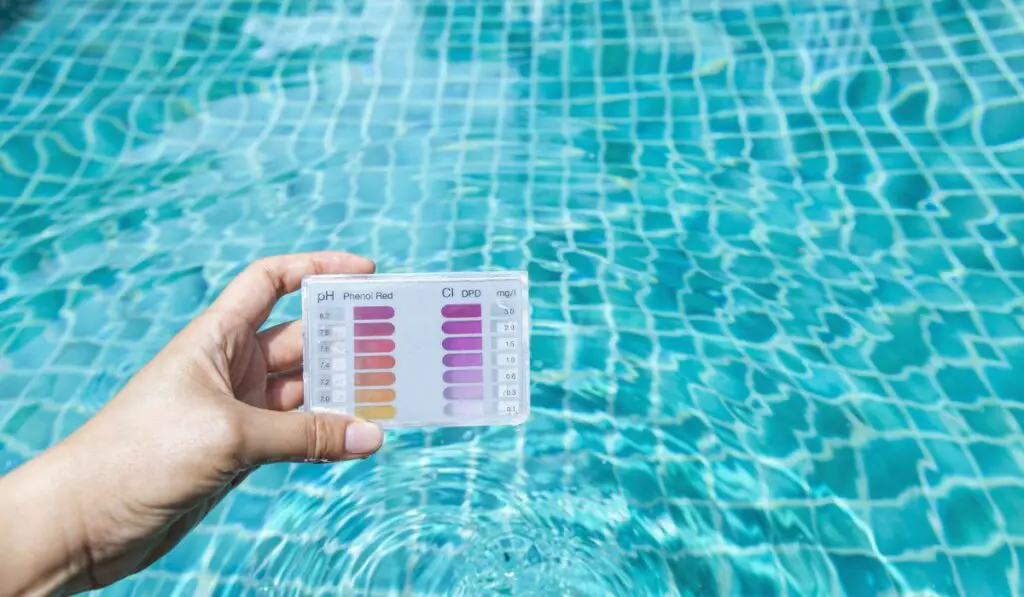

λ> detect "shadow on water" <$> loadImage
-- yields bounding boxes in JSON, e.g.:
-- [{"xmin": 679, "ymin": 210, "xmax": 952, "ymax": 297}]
[{"xmin": 0, "ymin": 0, "xmax": 39, "ymax": 36}]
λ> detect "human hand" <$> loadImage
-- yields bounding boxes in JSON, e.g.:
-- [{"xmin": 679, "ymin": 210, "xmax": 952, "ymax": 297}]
[{"xmin": 0, "ymin": 252, "xmax": 385, "ymax": 595}]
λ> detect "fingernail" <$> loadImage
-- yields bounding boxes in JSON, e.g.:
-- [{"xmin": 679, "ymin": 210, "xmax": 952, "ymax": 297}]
[{"xmin": 345, "ymin": 420, "xmax": 383, "ymax": 454}]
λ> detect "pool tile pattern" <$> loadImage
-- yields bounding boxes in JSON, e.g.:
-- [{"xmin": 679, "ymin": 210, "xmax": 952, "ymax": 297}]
[{"xmin": 2, "ymin": 0, "xmax": 1024, "ymax": 594}]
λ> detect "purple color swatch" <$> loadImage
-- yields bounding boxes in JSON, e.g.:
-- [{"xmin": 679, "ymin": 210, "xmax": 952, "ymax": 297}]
[
  {"xmin": 442, "ymin": 304, "xmax": 482, "ymax": 318},
  {"xmin": 443, "ymin": 385, "xmax": 484, "ymax": 400},
  {"xmin": 442, "ymin": 337, "xmax": 482, "ymax": 351},
  {"xmin": 442, "ymin": 320, "xmax": 482, "ymax": 334},
  {"xmin": 443, "ymin": 353, "xmax": 483, "ymax": 367},
  {"xmin": 443, "ymin": 369, "xmax": 484, "ymax": 383}
]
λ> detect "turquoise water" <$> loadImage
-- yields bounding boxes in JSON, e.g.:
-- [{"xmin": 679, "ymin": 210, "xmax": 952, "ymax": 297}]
[{"xmin": 2, "ymin": 0, "xmax": 1024, "ymax": 594}]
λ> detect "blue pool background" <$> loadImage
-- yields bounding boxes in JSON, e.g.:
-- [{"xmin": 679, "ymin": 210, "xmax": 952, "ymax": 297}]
[{"xmin": 2, "ymin": 0, "xmax": 1024, "ymax": 594}]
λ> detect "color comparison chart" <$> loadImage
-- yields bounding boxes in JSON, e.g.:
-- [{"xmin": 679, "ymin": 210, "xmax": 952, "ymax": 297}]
[{"xmin": 301, "ymin": 272, "xmax": 530, "ymax": 428}]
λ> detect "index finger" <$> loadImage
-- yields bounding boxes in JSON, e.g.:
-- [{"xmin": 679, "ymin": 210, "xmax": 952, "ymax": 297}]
[{"xmin": 210, "ymin": 252, "xmax": 375, "ymax": 330}]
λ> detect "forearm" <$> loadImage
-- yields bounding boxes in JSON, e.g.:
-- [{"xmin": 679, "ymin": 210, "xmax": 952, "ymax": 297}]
[{"xmin": 0, "ymin": 445, "xmax": 92, "ymax": 596}]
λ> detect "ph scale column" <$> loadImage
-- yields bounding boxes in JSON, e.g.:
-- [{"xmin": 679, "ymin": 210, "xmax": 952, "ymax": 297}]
[
  {"xmin": 314, "ymin": 306, "xmax": 348, "ymax": 406},
  {"xmin": 352, "ymin": 305, "xmax": 397, "ymax": 421},
  {"xmin": 441, "ymin": 303, "xmax": 484, "ymax": 417}
]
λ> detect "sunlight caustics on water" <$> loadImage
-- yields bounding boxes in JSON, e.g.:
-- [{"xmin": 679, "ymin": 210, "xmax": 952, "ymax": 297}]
[{"xmin": 2, "ymin": 0, "xmax": 1024, "ymax": 595}]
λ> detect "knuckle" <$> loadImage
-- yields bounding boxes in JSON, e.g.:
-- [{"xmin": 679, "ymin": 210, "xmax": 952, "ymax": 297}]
[
  {"xmin": 196, "ymin": 303, "xmax": 245, "ymax": 343},
  {"xmin": 305, "ymin": 414, "xmax": 341, "ymax": 462},
  {"xmin": 248, "ymin": 256, "xmax": 273, "ymax": 271},
  {"xmin": 250, "ymin": 257, "xmax": 287, "ymax": 298},
  {"xmin": 192, "ymin": 310, "xmax": 230, "ymax": 341}
]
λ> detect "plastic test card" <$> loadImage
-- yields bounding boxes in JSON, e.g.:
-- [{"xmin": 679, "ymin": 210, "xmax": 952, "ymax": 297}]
[{"xmin": 301, "ymin": 272, "xmax": 530, "ymax": 428}]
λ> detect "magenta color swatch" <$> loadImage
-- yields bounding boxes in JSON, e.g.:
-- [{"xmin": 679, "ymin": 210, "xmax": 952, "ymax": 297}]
[
  {"xmin": 441, "ymin": 304, "xmax": 482, "ymax": 318},
  {"xmin": 353, "ymin": 306, "xmax": 395, "ymax": 320},
  {"xmin": 354, "ymin": 322, "xmax": 395, "ymax": 337},
  {"xmin": 442, "ymin": 336, "xmax": 482, "ymax": 351},
  {"xmin": 442, "ymin": 320, "xmax": 482, "ymax": 334}
]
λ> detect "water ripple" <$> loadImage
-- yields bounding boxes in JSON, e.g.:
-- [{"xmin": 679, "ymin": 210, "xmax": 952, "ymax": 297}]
[{"xmin": 245, "ymin": 437, "xmax": 672, "ymax": 596}]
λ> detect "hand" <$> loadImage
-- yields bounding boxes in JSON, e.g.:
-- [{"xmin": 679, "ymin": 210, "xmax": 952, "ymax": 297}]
[{"xmin": 0, "ymin": 252, "xmax": 385, "ymax": 595}]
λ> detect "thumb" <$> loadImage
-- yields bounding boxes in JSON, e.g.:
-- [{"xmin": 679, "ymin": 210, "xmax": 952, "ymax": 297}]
[{"xmin": 242, "ymin": 409, "xmax": 384, "ymax": 464}]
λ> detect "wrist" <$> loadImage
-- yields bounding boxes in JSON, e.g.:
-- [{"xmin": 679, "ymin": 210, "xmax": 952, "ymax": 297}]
[{"xmin": 0, "ymin": 444, "xmax": 94, "ymax": 596}]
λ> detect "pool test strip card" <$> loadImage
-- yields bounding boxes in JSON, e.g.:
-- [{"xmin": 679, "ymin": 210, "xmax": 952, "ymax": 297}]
[{"xmin": 301, "ymin": 272, "xmax": 530, "ymax": 428}]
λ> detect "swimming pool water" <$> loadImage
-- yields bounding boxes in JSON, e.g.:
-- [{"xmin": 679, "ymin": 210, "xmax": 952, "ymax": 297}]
[{"xmin": 2, "ymin": 0, "xmax": 1024, "ymax": 594}]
